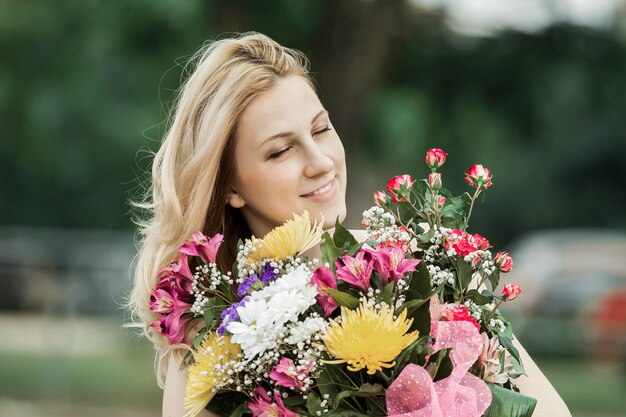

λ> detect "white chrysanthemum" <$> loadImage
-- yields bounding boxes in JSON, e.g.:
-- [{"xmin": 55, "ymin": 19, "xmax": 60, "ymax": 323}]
[
  {"xmin": 251, "ymin": 264, "xmax": 316, "ymax": 301},
  {"xmin": 226, "ymin": 298, "xmax": 279, "ymax": 359},
  {"xmin": 286, "ymin": 316, "xmax": 327, "ymax": 345}
]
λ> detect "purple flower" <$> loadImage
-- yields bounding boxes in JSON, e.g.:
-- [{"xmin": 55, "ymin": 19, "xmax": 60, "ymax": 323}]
[
  {"xmin": 260, "ymin": 262, "xmax": 277, "ymax": 284},
  {"xmin": 217, "ymin": 297, "xmax": 250, "ymax": 336},
  {"xmin": 237, "ymin": 274, "xmax": 260, "ymax": 297}
]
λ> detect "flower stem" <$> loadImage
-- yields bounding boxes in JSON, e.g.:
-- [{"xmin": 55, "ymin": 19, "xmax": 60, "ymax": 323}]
[{"xmin": 462, "ymin": 188, "xmax": 481, "ymax": 232}]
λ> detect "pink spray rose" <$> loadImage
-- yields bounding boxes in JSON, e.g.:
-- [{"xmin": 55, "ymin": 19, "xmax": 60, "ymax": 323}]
[
  {"xmin": 502, "ymin": 283, "xmax": 522, "ymax": 300},
  {"xmin": 373, "ymin": 190, "xmax": 387, "ymax": 207},
  {"xmin": 428, "ymin": 172, "xmax": 442, "ymax": 190},
  {"xmin": 495, "ymin": 251, "xmax": 514, "ymax": 273},
  {"xmin": 441, "ymin": 304, "xmax": 481, "ymax": 331},
  {"xmin": 387, "ymin": 175, "xmax": 414, "ymax": 203},
  {"xmin": 464, "ymin": 164, "xmax": 493, "ymax": 189},
  {"xmin": 472, "ymin": 233, "xmax": 492, "ymax": 250},
  {"xmin": 425, "ymin": 148, "xmax": 448, "ymax": 168}
]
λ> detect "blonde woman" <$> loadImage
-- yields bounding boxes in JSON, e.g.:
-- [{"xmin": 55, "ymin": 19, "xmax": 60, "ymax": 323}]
[{"xmin": 130, "ymin": 32, "xmax": 571, "ymax": 417}]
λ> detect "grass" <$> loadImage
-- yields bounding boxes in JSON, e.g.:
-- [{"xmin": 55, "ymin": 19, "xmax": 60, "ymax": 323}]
[
  {"xmin": 534, "ymin": 357, "xmax": 626, "ymax": 416},
  {"xmin": 0, "ymin": 341, "xmax": 161, "ymax": 407},
  {"xmin": 0, "ymin": 315, "xmax": 624, "ymax": 416}
]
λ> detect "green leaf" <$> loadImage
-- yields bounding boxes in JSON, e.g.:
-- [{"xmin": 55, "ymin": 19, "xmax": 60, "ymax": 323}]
[
  {"xmin": 202, "ymin": 297, "xmax": 217, "ymax": 327},
  {"xmin": 306, "ymin": 391, "xmax": 323, "ymax": 415},
  {"xmin": 227, "ymin": 402, "xmax": 249, "ymax": 417},
  {"xmin": 351, "ymin": 383, "xmax": 384, "ymax": 397},
  {"xmin": 397, "ymin": 201, "xmax": 417, "ymax": 223},
  {"xmin": 497, "ymin": 333, "xmax": 522, "ymax": 366},
  {"xmin": 483, "ymin": 383, "xmax": 537, "ymax": 417},
  {"xmin": 406, "ymin": 262, "xmax": 432, "ymax": 299},
  {"xmin": 425, "ymin": 348, "xmax": 453, "ymax": 382},
  {"xmin": 327, "ymin": 288, "xmax": 360, "ymax": 309},
  {"xmin": 192, "ymin": 326, "xmax": 210, "ymax": 349},
  {"xmin": 465, "ymin": 289, "xmax": 494, "ymax": 305},
  {"xmin": 394, "ymin": 334, "xmax": 431, "ymax": 372},
  {"xmin": 418, "ymin": 227, "xmax": 435, "ymax": 243},
  {"xmin": 396, "ymin": 297, "xmax": 429, "ymax": 316},
  {"xmin": 333, "ymin": 219, "xmax": 359, "ymax": 251},
  {"xmin": 381, "ymin": 282, "xmax": 395, "ymax": 305},
  {"xmin": 332, "ymin": 390, "xmax": 354, "ymax": 409},
  {"xmin": 488, "ymin": 269, "xmax": 501, "ymax": 290},
  {"xmin": 321, "ymin": 231, "xmax": 343, "ymax": 272},
  {"xmin": 455, "ymin": 259, "xmax": 473, "ymax": 291}
]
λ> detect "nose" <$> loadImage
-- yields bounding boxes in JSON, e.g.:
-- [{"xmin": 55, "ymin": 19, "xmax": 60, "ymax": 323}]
[{"xmin": 303, "ymin": 137, "xmax": 334, "ymax": 178}]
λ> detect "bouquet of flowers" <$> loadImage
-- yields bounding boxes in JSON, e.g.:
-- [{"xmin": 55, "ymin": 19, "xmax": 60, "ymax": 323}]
[{"xmin": 149, "ymin": 148, "xmax": 536, "ymax": 417}]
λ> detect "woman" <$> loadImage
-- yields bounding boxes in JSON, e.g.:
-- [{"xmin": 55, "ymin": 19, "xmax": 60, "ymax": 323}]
[{"xmin": 130, "ymin": 32, "xmax": 571, "ymax": 417}]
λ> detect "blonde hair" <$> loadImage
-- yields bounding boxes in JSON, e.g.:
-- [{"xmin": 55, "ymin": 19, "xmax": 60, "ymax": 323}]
[{"xmin": 129, "ymin": 32, "xmax": 315, "ymax": 387}]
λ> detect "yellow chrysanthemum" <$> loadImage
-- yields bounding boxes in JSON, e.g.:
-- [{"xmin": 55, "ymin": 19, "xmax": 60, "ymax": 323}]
[
  {"xmin": 184, "ymin": 333, "xmax": 241, "ymax": 417},
  {"xmin": 322, "ymin": 302, "xmax": 419, "ymax": 375},
  {"xmin": 247, "ymin": 211, "xmax": 323, "ymax": 264}
]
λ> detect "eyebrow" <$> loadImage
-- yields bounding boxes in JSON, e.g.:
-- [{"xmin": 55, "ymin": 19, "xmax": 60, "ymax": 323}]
[{"xmin": 258, "ymin": 109, "xmax": 328, "ymax": 149}]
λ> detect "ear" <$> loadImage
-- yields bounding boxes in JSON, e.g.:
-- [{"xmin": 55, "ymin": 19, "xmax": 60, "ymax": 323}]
[{"xmin": 226, "ymin": 186, "xmax": 246, "ymax": 209}]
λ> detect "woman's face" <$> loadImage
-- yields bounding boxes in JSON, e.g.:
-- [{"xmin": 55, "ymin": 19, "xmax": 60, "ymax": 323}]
[{"xmin": 228, "ymin": 75, "xmax": 347, "ymax": 238}]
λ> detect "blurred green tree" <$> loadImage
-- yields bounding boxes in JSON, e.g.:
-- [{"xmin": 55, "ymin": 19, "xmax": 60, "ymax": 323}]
[{"xmin": 0, "ymin": 0, "xmax": 624, "ymax": 248}]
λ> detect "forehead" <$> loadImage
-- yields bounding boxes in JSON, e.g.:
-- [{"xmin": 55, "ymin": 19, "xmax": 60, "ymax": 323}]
[{"xmin": 235, "ymin": 75, "xmax": 323, "ymax": 146}]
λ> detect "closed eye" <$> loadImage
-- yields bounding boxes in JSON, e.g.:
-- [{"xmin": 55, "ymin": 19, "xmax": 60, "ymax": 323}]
[
  {"xmin": 315, "ymin": 126, "xmax": 332, "ymax": 135},
  {"xmin": 269, "ymin": 145, "xmax": 293, "ymax": 160}
]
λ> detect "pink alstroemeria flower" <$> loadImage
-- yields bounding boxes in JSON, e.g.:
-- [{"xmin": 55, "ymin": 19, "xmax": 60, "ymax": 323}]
[
  {"xmin": 149, "ymin": 288, "xmax": 191, "ymax": 315},
  {"xmin": 311, "ymin": 266, "xmax": 339, "ymax": 316},
  {"xmin": 179, "ymin": 231, "xmax": 223, "ymax": 264},
  {"xmin": 248, "ymin": 387, "xmax": 299, "ymax": 417},
  {"xmin": 169, "ymin": 253, "xmax": 195, "ymax": 294},
  {"xmin": 269, "ymin": 357, "xmax": 314, "ymax": 392},
  {"xmin": 150, "ymin": 311, "xmax": 193, "ymax": 344},
  {"xmin": 370, "ymin": 244, "xmax": 420, "ymax": 285},
  {"xmin": 335, "ymin": 251, "xmax": 375, "ymax": 291}
]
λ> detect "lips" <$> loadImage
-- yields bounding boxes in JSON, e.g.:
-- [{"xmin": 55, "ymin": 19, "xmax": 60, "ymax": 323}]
[{"xmin": 302, "ymin": 178, "xmax": 335, "ymax": 197}]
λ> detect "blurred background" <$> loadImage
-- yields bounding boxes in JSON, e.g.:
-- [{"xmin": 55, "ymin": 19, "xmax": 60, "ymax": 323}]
[{"xmin": 1, "ymin": 0, "xmax": 625, "ymax": 416}]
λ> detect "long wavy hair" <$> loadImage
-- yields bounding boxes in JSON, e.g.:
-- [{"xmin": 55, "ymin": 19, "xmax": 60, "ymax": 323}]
[{"xmin": 129, "ymin": 32, "xmax": 316, "ymax": 387}]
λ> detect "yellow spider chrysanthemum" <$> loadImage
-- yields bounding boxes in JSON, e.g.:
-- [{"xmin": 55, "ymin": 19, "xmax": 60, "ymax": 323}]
[
  {"xmin": 322, "ymin": 302, "xmax": 419, "ymax": 375},
  {"xmin": 184, "ymin": 333, "xmax": 241, "ymax": 417},
  {"xmin": 247, "ymin": 211, "xmax": 323, "ymax": 263}
]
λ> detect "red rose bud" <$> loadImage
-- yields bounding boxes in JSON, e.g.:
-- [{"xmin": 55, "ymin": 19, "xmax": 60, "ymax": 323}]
[
  {"xmin": 373, "ymin": 191, "xmax": 387, "ymax": 207},
  {"xmin": 494, "ymin": 251, "xmax": 514, "ymax": 272},
  {"xmin": 502, "ymin": 283, "xmax": 521, "ymax": 300},
  {"xmin": 428, "ymin": 172, "xmax": 442, "ymax": 190},
  {"xmin": 464, "ymin": 164, "xmax": 493, "ymax": 189},
  {"xmin": 425, "ymin": 148, "xmax": 448, "ymax": 169},
  {"xmin": 387, "ymin": 174, "xmax": 414, "ymax": 202},
  {"xmin": 436, "ymin": 195, "xmax": 446, "ymax": 208}
]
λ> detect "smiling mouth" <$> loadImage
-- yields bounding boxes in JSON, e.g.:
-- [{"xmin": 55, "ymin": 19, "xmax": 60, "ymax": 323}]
[{"xmin": 302, "ymin": 178, "xmax": 335, "ymax": 197}]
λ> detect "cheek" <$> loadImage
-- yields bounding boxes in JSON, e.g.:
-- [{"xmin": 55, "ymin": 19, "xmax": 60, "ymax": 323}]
[{"xmin": 239, "ymin": 163, "xmax": 299, "ymax": 200}]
